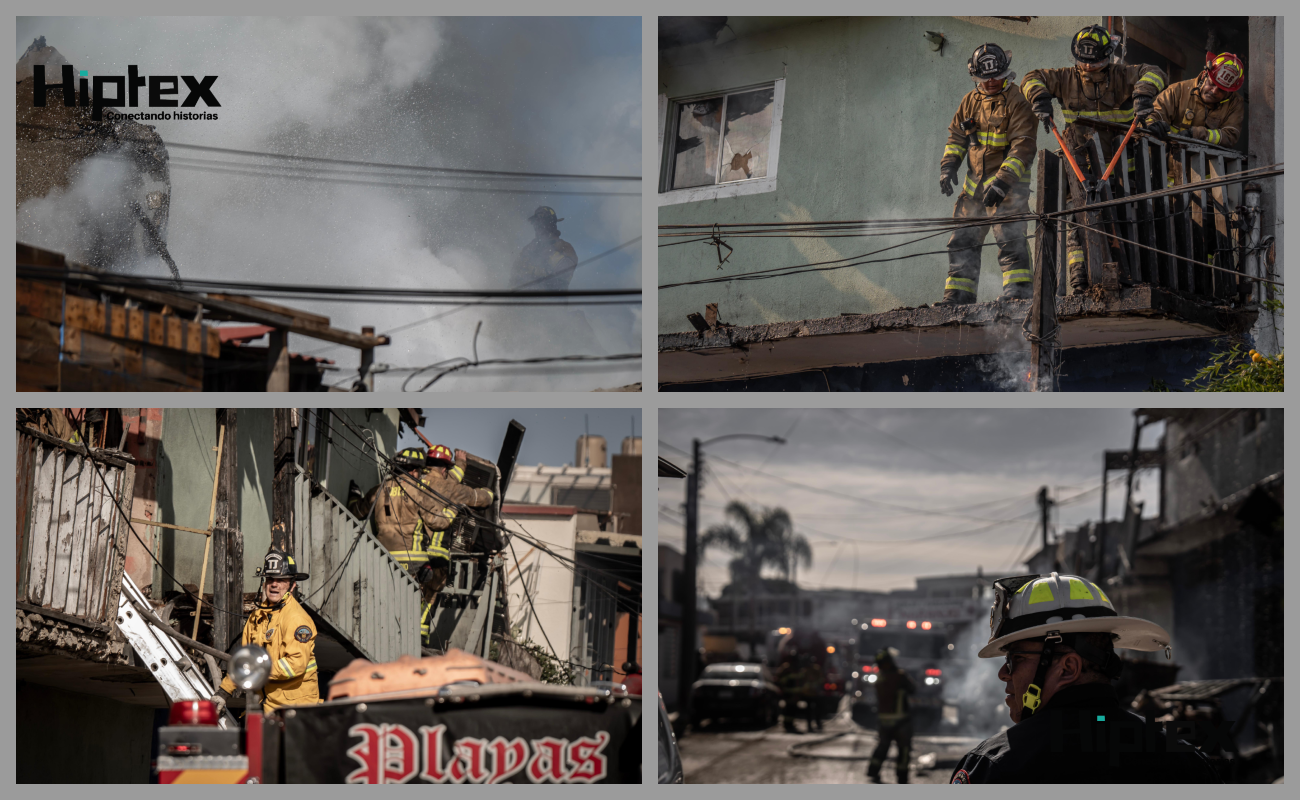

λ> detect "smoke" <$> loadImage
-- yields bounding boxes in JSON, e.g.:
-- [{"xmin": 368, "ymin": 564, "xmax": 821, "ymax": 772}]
[
  {"xmin": 944, "ymin": 616, "xmax": 1011, "ymax": 736},
  {"xmin": 974, "ymin": 318, "xmax": 1031, "ymax": 392},
  {"xmin": 14, "ymin": 17, "xmax": 642, "ymax": 390}
]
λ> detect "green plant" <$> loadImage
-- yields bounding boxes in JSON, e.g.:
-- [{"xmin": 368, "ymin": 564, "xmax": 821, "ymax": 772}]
[
  {"xmin": 1184, "ymin": 342, "xmax": 1284, "ymax": 392},
  {"xmin": 1145, "ymin": 378, "xmax": 1176, "ymax": 392},
  {"xmin": 507, "ymin": 624, "xmax": 574, "ymax": 685}
]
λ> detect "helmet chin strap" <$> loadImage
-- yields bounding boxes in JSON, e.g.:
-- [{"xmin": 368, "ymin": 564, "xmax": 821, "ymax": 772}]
[{"xmin": 1020, "ymin": 631, "xmax": 1061, "ymax": 719}]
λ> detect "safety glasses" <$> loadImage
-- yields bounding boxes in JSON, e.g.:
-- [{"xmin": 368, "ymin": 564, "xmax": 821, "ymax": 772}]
[{"xmin": 989, "ymin": 574, "xmax": 1040, "ymax": 640}]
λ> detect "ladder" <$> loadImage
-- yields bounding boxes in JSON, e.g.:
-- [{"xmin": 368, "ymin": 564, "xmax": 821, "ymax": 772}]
[{"xmin": 116, "ymin": 572, "xmax": 235, "ymax": 728}]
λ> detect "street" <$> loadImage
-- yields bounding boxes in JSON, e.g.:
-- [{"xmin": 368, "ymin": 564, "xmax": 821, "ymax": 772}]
[{"xmin": 677, "ymin": 701, "xmax": 988, "ymax": 784}]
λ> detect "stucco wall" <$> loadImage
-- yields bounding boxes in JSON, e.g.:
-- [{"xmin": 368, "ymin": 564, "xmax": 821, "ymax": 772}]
[
  {"xmin": 658, "ymin": 16, "xmax": 1097, "ymax": 333},
  {"xmin": 503, "ymin": 513, "xmax": 577, "ymax": 659}
]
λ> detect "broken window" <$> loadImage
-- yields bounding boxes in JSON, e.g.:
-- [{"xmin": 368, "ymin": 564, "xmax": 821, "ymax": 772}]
[{"xmin": 665, "ymin": 83, "xmax": 777, "ymax": 191}]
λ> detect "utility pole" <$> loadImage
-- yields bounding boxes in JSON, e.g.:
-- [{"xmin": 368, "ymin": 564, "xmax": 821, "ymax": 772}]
[
  {"xmin": 212, "ymin": 409, "xmax": 241, "ymax": 650},
  {"xmin": 272, "ymin": 409, "xmax": 296, "ymax": 555},
  {"xmin": 358, "ymin": 326, "xmax": 375, "ymax": 392},
  {"xmin": 679, "ymin": 438, "xmax": 701, "ymax": 723},
  {"xmin": 1037, "ymin": 486, "xmax": 1054, "ymax": 566}
]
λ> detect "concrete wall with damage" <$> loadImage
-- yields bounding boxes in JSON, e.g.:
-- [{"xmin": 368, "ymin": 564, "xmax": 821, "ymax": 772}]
[
  {"xmin": 657, "ymin": 16, "xmax": 1099, "ymax": 333},
  {"xmin": 1161, "ymin": 408, "xmax": 1283, "ymax": 527}
]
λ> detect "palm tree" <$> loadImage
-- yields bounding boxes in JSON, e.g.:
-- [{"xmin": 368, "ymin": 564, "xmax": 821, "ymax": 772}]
[{"xmin": 701, "ymin": 501, "xmax": 812, "ymax": 654}]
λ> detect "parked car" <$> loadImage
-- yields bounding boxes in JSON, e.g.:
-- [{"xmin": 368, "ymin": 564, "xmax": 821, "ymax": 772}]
[{"xmin": 690, "ymin": 662, "xmax": 781, "ymax": 728}]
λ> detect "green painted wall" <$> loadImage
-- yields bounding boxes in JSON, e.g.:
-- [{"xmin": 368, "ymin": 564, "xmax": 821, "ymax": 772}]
[
  {"xmin": 319, "ymin": 408, "xmax": 401, "ymax": 499},
  {"xmin": 658, "ymin": 16, "xmax": 1096, "ymax": 332}
]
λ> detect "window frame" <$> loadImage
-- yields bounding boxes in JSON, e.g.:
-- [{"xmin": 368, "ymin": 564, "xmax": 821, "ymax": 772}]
[{"xmin": 658, "ymin": 78, "xmax": 785, "ymax": 206}]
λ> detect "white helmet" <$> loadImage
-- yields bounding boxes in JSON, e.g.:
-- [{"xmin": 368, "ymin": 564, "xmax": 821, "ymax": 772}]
[{"xmin": 980, "ymin": 572, "xmax": 1171, "ymax": 659}]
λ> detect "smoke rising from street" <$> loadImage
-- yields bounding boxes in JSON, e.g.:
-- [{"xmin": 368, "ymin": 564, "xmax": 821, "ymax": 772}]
[{"xmin": 15, "ymin": 17, "xmax": 642, "ymax": 390}]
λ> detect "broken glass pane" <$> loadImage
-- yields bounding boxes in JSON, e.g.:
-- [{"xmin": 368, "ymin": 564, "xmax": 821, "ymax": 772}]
[
  {"xmin": 672, "ymin": 97, "xmax": 723, "ymax": 190},
  {"xmin": 719, "ymin": 87, "xmax": 774, "ymax": 183}
]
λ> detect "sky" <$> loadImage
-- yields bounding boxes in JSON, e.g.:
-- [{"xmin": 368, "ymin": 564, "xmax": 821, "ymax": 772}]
[
  {"xmin": 16, "ymin": 17, "xmax": 642, "ymax": 390},
  {"xmin": 658, "ymin": 408, "xmax": 1166, "ymax": 597},
  {"xmin": 397, "ymin": 408, "xmax": 641, "ymax": 470}
]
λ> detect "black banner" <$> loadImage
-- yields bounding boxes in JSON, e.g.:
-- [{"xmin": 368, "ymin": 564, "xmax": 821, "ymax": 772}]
[{"xmin": 281, "ymin": 695, "xmax": 640, "ymax": 783}]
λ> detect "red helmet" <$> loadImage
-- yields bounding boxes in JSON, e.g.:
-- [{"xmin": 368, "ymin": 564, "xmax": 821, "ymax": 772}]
[
  {"xmin": 427, "ymin": 444, "xmax": 454, "ymax": 466},
  {"xmin": 1204, "ymin": 52, "xmax": 1245, "ymax": 93}
]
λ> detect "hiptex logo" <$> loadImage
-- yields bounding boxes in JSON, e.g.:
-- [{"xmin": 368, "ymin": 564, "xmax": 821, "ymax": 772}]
[{"xmin": 32, "ymin": 64, "xmax": 220, "ymax": 122}]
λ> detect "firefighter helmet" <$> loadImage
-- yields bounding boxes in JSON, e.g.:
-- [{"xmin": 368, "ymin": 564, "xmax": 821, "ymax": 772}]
[
  {"xmin": 528, "ymin": 205, "xmax": 564, "ymax": 225},
  {"xmin": 393, "ymin": 447, "xmax": 426, "ymax": 472},
  {"xmin": 968, "ymin": 43, "xmax": 1014, "ymax": 82},
  {"xmin": 257, "ymin": 548, "xmax": 309, "ymax": 581},
  {"xmin": 427, "ymin": 444, "xmax": 454, "ymax": 466},
  {"xmin": 980, "ymin": 572, "xmax": 1169, "ymax": 658},
  {"xmin": 1071, "ymin": 25, "xmax": 1115, "ymax": 65},
  {"xmin": 1204, "ymin": 52, "xmax": 1245, "ymax": 93}
]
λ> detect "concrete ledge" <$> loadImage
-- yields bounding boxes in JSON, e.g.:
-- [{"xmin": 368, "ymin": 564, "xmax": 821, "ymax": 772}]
[{"xmin": 658, "ymin": 287, "xmax": 1257, "ymax": 385}]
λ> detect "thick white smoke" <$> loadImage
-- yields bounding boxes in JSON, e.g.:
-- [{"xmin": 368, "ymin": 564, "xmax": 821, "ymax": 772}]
[{"xmin": 15, "ymin": 17, "xmax": 642, "ymax": 390}]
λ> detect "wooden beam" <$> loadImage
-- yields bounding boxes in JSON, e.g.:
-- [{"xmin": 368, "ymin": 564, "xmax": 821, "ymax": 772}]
[
  {"xmin": 271, "ymin": 409, "xmax": 296, "ymax": 556},
  {"xmin": 192, "ymin": 423, "xmax": 225, "ymax": 639},
  {"xmin": 207, "ymin": 293, "xmax": 331, "ymax": 327},
  {"xmin": 1030, "ymin": 149, "xmax": 1060, "ymax": 393},
  {"xmin": 267, "ymin": 330, "xmax": 290, "ymax": 392},
  {"xmin": 131, "ymin": 519, "xmax": 211, "ymax": 536}
]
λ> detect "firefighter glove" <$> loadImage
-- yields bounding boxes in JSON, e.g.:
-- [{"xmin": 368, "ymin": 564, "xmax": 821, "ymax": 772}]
[
  {"xmin": 1142, "ymin": 118, "xmax": 1170, "ymax": 139},
  {"xmin": 213, "ymin": 687, "xmax": 232, "ymax": 715},
  {"xmin": 1132, "ymin": 94, "xmax": 1155, "ymax": 119},
  {"xmin": 940, "ymin": 168, "xmax": 958, "ymax": 197},
  {"xmin": 982, "ymin": 177, "xmax": 1010, "ymax": 208},
  {"xmin": 1189, "ymin": 126, "xmax": 1209, "ymax": 141},
  {"xmin": 1031, "ymin": 96, "xmax": 1054, "ymax": 132}
]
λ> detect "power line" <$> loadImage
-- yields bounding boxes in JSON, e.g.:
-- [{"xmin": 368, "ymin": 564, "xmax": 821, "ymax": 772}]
[
  {"xmin": 399, "ymin": 353, "xmax": 641, "ymax": 392},
  {"xmin": 18, "ymin": 122, "xmax": 641, "ymax": 181},
  {"xmin": 19, "ymin": 266, "xmax": 641, "ymax": 303}
]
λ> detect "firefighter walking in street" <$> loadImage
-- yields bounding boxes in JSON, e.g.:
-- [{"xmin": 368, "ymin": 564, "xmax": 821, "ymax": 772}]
[
  {"xmin": 938, "ymin": 43, "xmax": 1037, "ymax": 305},
  {"xmin": 949, "ymin": 572, "xmax": 1221, "ymax": 783},
  {"xmin": 1021, "ymin": 25, "xmax": 1167, "ymax": 294},
  {"xmin": 372, "ymin": 446, "xmax": 494, "ymax": 647},
  {"xmin": 1142, "ymin": 53, "xmax": 1246, "ymax": 184},
  {"xmin": 214, "ymin": 549, "xmax": 318, "ymax": 713},
  {"xmin": 511, "ymin": 206, "xmax": 579, "ymax": 292},
  {"xmin": 867, "ymin": 647, "xmax": 916, "ymax": 784}
]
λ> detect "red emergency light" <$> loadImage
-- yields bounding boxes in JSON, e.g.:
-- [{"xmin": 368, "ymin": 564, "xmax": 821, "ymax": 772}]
[
  {"xmin": 925, "ymin": 668, "xmax": 943, "ymax": 677},
  {"xmin": 921, "ymin": 621, "xmax": 933, "ymax": 630},
  {"xmin": 870, "ymin": 619, "xmax": 887, "ymax": 627},
  {"xmin": 824, "ymin": 682, "xmax": 838, "ymax": 691},
  {"xmin": 906, "ymin": 620, "xmax": 917, "ymax": 629},
  {"xmin": 862, "ymin": 665, "xmax": 879, "ymax": 673},
  {"xmin": 168, "ymin": 699, "xmax": 219, "ymax": 726}
]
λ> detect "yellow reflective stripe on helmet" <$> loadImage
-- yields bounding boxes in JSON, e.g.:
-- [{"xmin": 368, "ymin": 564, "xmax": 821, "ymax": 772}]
[
  {"xmin": 1002, "ymin": 157, "xmax": 1027, "ymax": 181},
  {"xmin": 1002, "ymin": 269, "xmax": 1033, "ymax": 286},
  {"xmin": 1022, "ymin": 77, "xmax": 1047, "ymax": 94},
  {"xmin": 976, "ymin": 131, "xmax": 1009, "ymax": 147},
  {"xmin": 1067, "ymin": 249, "xmax": 1086, "ymax": 266},
  {"xmin": 449, "ymin": 465, "xmax": 465, "ymax": 483},
  {"xmin": 945, "ymin": 277, "xmax": 977, "ymax": 292},
  {"xmin": 1137, "ymin": 71, "xmax": 1165, "ymax": 92},
  {"xmin": 1068, "ymin": 578, "xmax": 1095, "ymax": 600},
  {"xmin": 1097, "ymin": 585, "xmax": 1110, "ymax": 604},
  {"xmin": 1028, "ymin": 581, "xmax": 1055, "ymax": 604},
  {"xmin": 1207, "ymin": 129, "xmax": 1222, "ymax": 145},
  {"xmin": 1062, "ymin": 108, "xmax": 1135, "ymax": 124},
  {"xmin": 944, "ymin": 144, "xmax": 967, "ymax": 159},
  {"xmin": 278, "ymin": 658, "xmax": 295, "ymax": 679}
]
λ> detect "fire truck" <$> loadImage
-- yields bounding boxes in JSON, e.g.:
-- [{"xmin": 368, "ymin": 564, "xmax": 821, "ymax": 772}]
[
  {"xmin": 849, "ymin": 617, "xmax": 975, "ymax": 732},
  {"xmin": 154, "ymin": 646, "xmax": 641, "ymax": 783}
]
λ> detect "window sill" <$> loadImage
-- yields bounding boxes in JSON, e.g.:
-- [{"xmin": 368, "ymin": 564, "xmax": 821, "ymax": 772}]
[{"xmin": 657, "ymin": 176, "xmax": 778, "ymax": 207}]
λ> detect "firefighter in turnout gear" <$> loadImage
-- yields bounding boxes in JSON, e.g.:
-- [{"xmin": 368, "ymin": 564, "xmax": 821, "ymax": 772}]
[
  {"xmin": 1144, "ymin": 52, "xmax": 1245, "ymax": 177},
  {"xmin": 939, "ymin": 43, "xmax": 1038, "ymax": 304},
  {"xmin": 215, "ymin": 549, "xmax": 319, "ymax": 713},
  {"xmin": 948, "ymin": 573, "xmax": 1221, "ymax": 783},
  {"xmin": 867, "ymin": 647, "xmax": 916, "ymax": 784},
  {"xmin": 1021, "ymin": 25, "xmax": 1168, "ymax": 294},
  {"xmin": 511, "ymin": 206, "xmax": 579, "ymax": 292},
  {"xmin": 372, "ymin": 445, "xmax": 494, "ymax": 646}
]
